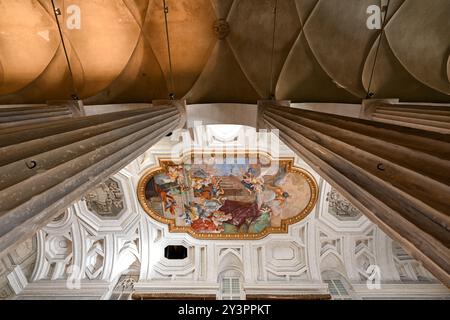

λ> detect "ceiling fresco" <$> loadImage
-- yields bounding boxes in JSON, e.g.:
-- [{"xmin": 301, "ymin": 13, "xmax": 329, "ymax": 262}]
[
  {"xmin": 0, "ymin": 0, "xmax": 448, "ymax": 104},
  {"xmin": 137, "ymin": 153, "xmax": 318, "ymax": 239}
]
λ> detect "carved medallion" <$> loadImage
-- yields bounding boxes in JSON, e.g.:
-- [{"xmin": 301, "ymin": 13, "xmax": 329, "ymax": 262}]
[{"xmin": 83, "ymin": 178, "xmax": 124, "ymax": 217}]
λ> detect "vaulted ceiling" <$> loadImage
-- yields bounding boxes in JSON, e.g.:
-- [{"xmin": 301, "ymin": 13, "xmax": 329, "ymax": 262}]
[{"xmin": 0, "ymin": 0, "xmax": 449, "ymax": 105}]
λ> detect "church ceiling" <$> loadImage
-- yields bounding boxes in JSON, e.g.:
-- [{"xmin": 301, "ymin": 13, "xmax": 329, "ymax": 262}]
[{"xmin": 0, "ymin": 0, "xmax": 449, "ymax": 105}]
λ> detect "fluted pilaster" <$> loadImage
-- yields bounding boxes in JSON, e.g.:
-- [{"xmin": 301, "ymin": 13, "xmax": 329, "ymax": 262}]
[
  {"xmin": 0, "ymin": 102, "xmax": 185, "ymax": 253},
  {"xmin": 259, "ymin": 102, "xmax": 450, "ymax": 286}
]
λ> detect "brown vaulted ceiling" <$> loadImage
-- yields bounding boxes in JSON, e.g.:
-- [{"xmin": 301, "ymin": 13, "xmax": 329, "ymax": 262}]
[{"xmin": 0, "ymin": 0, "xmax": 449, "ymax": 105}]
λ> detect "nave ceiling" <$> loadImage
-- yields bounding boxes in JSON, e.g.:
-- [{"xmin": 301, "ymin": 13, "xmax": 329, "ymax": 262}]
[
  {"xmin": 0, "ymin": 0, "xmax": 449, "ymax": 105},
  {"xmin": 1, "ymin": 127, "xmax": 448, "ymax": 300}
]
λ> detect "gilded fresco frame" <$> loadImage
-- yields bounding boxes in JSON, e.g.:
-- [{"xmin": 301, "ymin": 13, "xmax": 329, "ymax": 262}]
[{"xmin": 137, "ymin": 152, "xmax": 318, "ymax": 240}]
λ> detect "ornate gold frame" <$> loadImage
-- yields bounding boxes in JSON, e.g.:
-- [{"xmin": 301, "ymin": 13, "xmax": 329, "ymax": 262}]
[{"xmin": 137, "ymin": 152, "xmax": 318, "ymax": 240}]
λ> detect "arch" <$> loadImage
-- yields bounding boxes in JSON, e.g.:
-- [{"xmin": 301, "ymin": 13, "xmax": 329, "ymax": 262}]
[
  {"xmin": 320, "ymin": 251, "xmax": 346, "ymax": 276},
  {"xmin": 111, "ymin": 241, "xmax": 140, "ymax": 280}
]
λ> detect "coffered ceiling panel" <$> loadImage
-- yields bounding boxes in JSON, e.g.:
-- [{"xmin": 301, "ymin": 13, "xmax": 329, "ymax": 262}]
[{"xmin": 0, "ymin": 0, "xmax": 448, "ymax": 105}]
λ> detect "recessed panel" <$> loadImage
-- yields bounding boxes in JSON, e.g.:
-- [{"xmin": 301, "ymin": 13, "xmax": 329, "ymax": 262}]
[{"xmin": 138, "ymin": 153, "xmax": 318, "ymax": 239}]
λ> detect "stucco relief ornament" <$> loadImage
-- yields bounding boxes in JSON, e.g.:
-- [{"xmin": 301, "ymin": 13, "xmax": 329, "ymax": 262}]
[
  {"xmin": 83, "ymin": 179, "xmax": 124, "ymax": 216},
  {"xmin": 326, "ymin": 188, "xmax": 362, "ymax": 218}
]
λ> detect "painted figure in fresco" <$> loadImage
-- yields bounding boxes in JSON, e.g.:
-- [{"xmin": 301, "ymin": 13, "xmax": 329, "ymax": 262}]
[
  {"xmin": 218, "ymin": 200, "xmax": 260, "ymax": 231},
  {"xmin": 192, "ymin": 176, "xmax": 213, "ymax": 199},
  {"xmin": 255, "ymin": 172, "xmax": 289, "ymax": 225},
  {"xmin": 188, "ymin": 212, "xmax": 230, "ymax": 232},
  {"xmin": 191, "ymin": 216, "xmax": 217, "ymax": 232},
  {"xmin": 210, "ymin": 211, "xmax": 233, "ymax": 232},
  {"xmin": 248, "ymin": 205, "xmax": 272, "ymax": 233},
  {"xmin": 190, "ymin": 169, "xmax": 223, "ymax": 198},
  {"xmin": 191, "ymin": 176, "xmax": 204, "ymax": 193},
  {"xmin": 210, "ymin": 176, "xmax": 225, "ymax": 204},
  {"xmin": 182, "ymin": 202, "xmax": 197, "ymax": 222},
  {"xmin": 188, "ymin": 196, "xmax": 234, "ymax": 233},
  {"xmin": 182, "ymin": 204, "xmax": 196, "ymax": 224},
  {"xmin": 167, "ymin": 165, "xmax": 188, "ymax": 191},
  {"xmin": 275, "ymin": 189, "xmax": 290, "ymax": 205},
  {"xmin": 204, "ymin": 199, "xmax": 222, "ymax": 215},
  {"xmin": 191, "ymin": 199, "xmax": 208, "ymax": 219},
  {"xmin": 182, "ymin": 209, "xmax": 192, "ymax": 224},
  {"xmin": 266, "ymin": 187, "xmax": 289, "ymax": 226},
  {"xmin": 219, "ymin": 209, "xmax": 270, "ymax": 234}
]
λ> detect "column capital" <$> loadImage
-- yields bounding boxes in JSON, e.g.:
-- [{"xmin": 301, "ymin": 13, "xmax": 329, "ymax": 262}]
[
  {"xmin": 257, "ymin": 99, "xmax": 291, "ymax": 108},
  {"xmin": 257, "ymin": 100, "xmax": 290, "ymax": 130},
  {"xmin": 0, "ymin": 105, "xmax": 183, "ymax": 255}
]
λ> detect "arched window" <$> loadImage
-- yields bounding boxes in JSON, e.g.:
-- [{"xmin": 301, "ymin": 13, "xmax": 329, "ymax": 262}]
[{"xmin": 322, "ymin": 270, "xmax": 354, "ymax": 300}]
